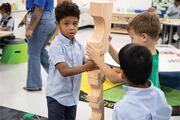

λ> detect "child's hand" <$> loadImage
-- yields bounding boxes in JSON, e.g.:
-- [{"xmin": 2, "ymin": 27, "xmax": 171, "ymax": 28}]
[
  {"xmin": 109, "ymin": 35, "xmax": 112, "ymax": 42},
  {"xmin": 172, "ymin": 12, "xmax": 178, "ymax": 16},
  {"xmin": 86, "ymin": 44, "xmax": 102, "ymax": 62},
  {"xmin": 84, "ymin": 60, "xmax": 98, "ymax": 71}
]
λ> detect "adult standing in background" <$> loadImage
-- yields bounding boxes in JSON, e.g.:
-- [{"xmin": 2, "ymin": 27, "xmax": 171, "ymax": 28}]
[
  {"xmin": 166, "ymin": 0, "xmax": 180, "ymax": 42},
  {"xmin": 18, "ymin": 0, "xmax": 56, "ymax": 91}
]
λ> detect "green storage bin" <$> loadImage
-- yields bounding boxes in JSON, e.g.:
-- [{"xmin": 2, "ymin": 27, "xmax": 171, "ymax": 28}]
[{"xmin": 1, "ymin": 42, "xmax": 28, "ymax": 64}]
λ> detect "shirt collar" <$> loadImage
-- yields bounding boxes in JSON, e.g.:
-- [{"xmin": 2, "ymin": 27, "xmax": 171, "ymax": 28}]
[
  {"xmin": 123, "ymin": 80, "xmax": 153, "ymax": 94},
  {"xmin": 2, "ymin": 15, "xmax": 11, "ymax": 20},
  {"xmin": 58, "ymin": 33, "xmax": 75, "ymax": 45}
]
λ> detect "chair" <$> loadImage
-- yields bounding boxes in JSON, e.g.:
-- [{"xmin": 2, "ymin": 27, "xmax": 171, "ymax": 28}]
[{"xmin": 1, "ymin": 38, "xmax": 28, "ymax": 64}]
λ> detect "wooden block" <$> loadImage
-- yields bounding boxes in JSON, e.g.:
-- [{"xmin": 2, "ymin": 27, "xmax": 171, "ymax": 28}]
[
  {"xmin": 89, "ymin": 100, "xmax": 104, "ymax": 109},
  {"xmin": 87, "ymin": 42, "xmax": 103, "ymax": 55},
  {"xmin": 88, "ymin": 78, "xmax": 101, "ymax": 86},
  {"xmin": 87, "ymin": 86, "xmax": 103, "ymax": 103},
  {"xmin": 87, "ymin": 2, "xmax": 113, "ymax": 120},
  {"xmin": 88, "ymin": 70, "xmax": 104, "ymax": 81},
  {"xmin": 91, "ymin": 107, "xmax": 104, "ymax": 120},
  {"xmin": 87, "ymin": 2, "xmax": 113, "ymax": 54}
]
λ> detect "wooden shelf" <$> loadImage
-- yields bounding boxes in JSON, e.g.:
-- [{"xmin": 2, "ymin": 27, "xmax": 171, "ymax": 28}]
[
  {"xmin": 111, "ymin": 12, "xmax": 138, "ymax": 34},
  {"xmin": 111, "ymin": 28, "xmax": 128, "ymax": 34}
]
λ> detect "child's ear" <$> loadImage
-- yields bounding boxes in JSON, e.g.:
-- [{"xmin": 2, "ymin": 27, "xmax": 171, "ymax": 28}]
[
  {"xmin": 141, "ymin": 33, "xmax": 149, "ymax": 42},
  {"xmin": 121, "ymin": 70, "xmax": 127, "ymax": 79},
  {"xmin": 56, "ymin": 21, "xmax": 60, "ymax": 29},
  {"xmin": 55, "ymin": 21, "xmax": 59, "ymax": 25}
]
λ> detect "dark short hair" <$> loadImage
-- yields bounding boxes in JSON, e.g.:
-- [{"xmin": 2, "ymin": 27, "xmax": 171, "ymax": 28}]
[
  {"xmin": 118, "ymin": 43, "xmax": 152, "ymax": 84},
  {"xmin": 175, "ymin": 0, "xmax": 180, "ymax": 2},
  {"xmin": 0, "ymin": 3, "xmax": 11, "ymax": 13},
  {"xmin": 127, "ymin": 12, "xmax": 160, "ymax": 40},
  {"xmin": 55, "ymin": 1, "xmax": 80, "ymax": 23}
]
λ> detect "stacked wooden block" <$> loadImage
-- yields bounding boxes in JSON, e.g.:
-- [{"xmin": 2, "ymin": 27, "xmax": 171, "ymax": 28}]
[{"xmin": 87, "ymin": 2, "xmax": 113, "ymax": 120}]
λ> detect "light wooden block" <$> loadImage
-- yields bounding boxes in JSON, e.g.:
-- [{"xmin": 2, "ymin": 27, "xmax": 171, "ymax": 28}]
[
  {"xmin": 91, "ymin": 108, "xmax": 104, "ymax": 120},
  {"xmin": 87, "ymin": 2, "xmax": 113, "ymax": 120},
  {"xmin": 88, "ymin": 70, "xmax": 104, "ymax": 81},
  {"xmin": 87, "ymin": 2, "xmax": 113, "ymax": 54},
  {"xmin": 87, "ymin": 42, "xmax": 103, "ymax": 56},
  {"xmin": 89, "ymin": 100, "xmax": 104, "ymax": 109},
  {"xmin": 88, "ymin": 78, "xmax": 101, "ymax": 86},
  {"xmin": 87, "ymin": 86, "xmax": 103, "ymax": 103}
]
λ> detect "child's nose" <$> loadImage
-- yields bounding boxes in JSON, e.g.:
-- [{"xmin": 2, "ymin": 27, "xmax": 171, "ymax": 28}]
[{"xmin": 69, "ymin": 24, "xmax": 75, "ymax": 29}]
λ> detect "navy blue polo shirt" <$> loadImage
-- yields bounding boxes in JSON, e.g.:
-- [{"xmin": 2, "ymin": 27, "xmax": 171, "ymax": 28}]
[{"xmin": 26, "ymin": 0, "xmax": 54, "ymax": 11}]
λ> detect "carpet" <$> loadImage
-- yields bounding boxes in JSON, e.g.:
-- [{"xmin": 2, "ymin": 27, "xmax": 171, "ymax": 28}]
[{"xmin": 0, "ymin": 106, "xmax": 47, "ymax": 120}]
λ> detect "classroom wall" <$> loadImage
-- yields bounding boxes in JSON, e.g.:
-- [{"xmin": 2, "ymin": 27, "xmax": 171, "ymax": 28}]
[
  {"xmin": 113, "ymin": 0, "xmax": 152, "ymax": 12},
  {"xmin": 0, "ymin": 0, "xmax": 25, "ymax": 11}
]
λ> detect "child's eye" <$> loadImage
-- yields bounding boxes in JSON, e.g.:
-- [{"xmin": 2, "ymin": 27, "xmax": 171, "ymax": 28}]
[
  {"xmin": 64, "ymin": 23, "xmax": 69, "ymax": 25},
  {"xmin": 74, "ymin": 23, "xmax": 78, "ymax": 26}
]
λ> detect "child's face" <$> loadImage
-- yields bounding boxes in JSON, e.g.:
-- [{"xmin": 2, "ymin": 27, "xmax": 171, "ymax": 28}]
[
  {"xmin": 175, "ymin": 0, "xmax": 180, "ymax": 6},
  {"xmin": 57, "ymin": 16, "xmax": 79, "ymax": 40},
  {"xmin": 128, "ymin": 29, "xmax": 147, "ymax": 46},
  {"xmin": 0, "ymin": 11, "xmax": 8, "ymax": 17}
]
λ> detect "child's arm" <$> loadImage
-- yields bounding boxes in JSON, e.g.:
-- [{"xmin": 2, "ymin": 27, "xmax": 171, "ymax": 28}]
[
  {"xmin": 108, "ymin": 36, "xmax": 119, "ymax": 64},
  {"xmin": 86, "ymin": 44, "xmax": 125, "ymax": 83},
  {"xmin": 55, "ymin": 60, "xmax": 96, "ymax": 77},
  {"xmin": 109, "ymin": 44, "xmax": 120, "ymax": 64},
  {"xmin": 0, "ymin": 26, "xmax": 8, "ymax": 31},
  {"xmin": 167, "ymin": 12, "xmax": 178, "ymax": 17}
]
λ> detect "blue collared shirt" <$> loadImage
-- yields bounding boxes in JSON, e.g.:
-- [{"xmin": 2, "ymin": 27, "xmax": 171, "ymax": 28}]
[
  {"xmin": 0, "ymin": 15, "xmax": 14, "ymax": 31},
  {"xmin": 112, "ymin": 81, "xmax": 172, "ymax": 120},
  {"xmin": 47, "ymin": 33, "xmax": 85, "ymax": 106},
  {"xmin": 166, "ymin": 4, "xmax": 180, "ymax": 19},
  {"xmin": 26, "ymin": 0, "xmax": 54, "ymax": 11}
]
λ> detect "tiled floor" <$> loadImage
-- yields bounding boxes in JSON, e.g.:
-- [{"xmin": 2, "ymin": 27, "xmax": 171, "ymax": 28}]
[{"xmin": 0, "ymin": 28, "xmax": 179, "ymax": 120}]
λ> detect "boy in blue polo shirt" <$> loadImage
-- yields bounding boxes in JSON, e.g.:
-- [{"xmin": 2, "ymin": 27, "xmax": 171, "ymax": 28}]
[{"xmin": 46, "ymin": 1, "xmax": 96, "ymax": 120}]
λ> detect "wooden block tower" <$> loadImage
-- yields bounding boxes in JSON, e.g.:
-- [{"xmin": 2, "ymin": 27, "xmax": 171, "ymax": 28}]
[{"xmin": 87, "ymin": 2, "xmax": 113, "ymax": 120}]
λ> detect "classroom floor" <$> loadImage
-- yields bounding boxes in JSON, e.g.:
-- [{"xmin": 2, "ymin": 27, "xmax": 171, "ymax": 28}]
[{"xmin": 0, "ymin": 28, "xmax": 179, "ymax": 120}]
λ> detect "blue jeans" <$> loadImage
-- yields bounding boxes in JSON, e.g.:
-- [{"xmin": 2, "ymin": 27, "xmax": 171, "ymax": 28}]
[
  {"xmin": 47, "ymin": 97, "xmax": 77, "ymax": 120},
  {"xmin": 26, "ymin": 11, "xmax": 56, "ymax": 88}
]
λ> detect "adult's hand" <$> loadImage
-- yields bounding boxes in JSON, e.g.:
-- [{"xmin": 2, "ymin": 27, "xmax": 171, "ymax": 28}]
[{"xmin": 25, "ymin": 28, "xmax": 33, "ymax": 40}]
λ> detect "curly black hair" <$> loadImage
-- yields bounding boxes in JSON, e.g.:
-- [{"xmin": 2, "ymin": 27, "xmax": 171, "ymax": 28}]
[
  {"xmin": 55, "ymin": 1, "xmax": 80, "ymax": 23},
  {"xmin": 0, "ymin": 3, "xmax": 11, "ymax": 14}
]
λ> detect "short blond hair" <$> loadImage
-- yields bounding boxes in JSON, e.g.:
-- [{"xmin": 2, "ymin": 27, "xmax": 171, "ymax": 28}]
[{"xmin": 127, "ymin": 12, "xmax": 160, "ymax": 40}]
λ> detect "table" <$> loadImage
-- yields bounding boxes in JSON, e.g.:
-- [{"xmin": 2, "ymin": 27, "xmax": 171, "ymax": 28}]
[
  {"xmin": 105, "ymin": 44, "xmax": 180, "ymax": 89},
  {"xmin": 160, "ymin": 19, "xmax": 180, "ymax": 47},
  {"xmin": 0, "ymin": 31, "xmax": 13, "ymax": 38}
]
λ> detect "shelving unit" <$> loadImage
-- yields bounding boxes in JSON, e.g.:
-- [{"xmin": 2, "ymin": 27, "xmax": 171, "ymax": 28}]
[{"xmin": 111, "ymin": 12, "xmax": 138, "ymax": 34}]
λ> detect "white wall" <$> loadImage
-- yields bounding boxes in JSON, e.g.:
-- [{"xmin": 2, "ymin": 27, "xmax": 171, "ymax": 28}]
[
  {"xmin": 74, "ymin": 0, "xmax": 152, "ymax": 12},
  {"xmin": 113, "ymin": 0, "xmax": 152, "ymax": 12},
  {"xmin": 0, "ymin": 0, "xmax": 25, "ymax": 11},
  {"xmin": 12, "ymin": 11, "xmax": 26, "ymax": 38}
]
